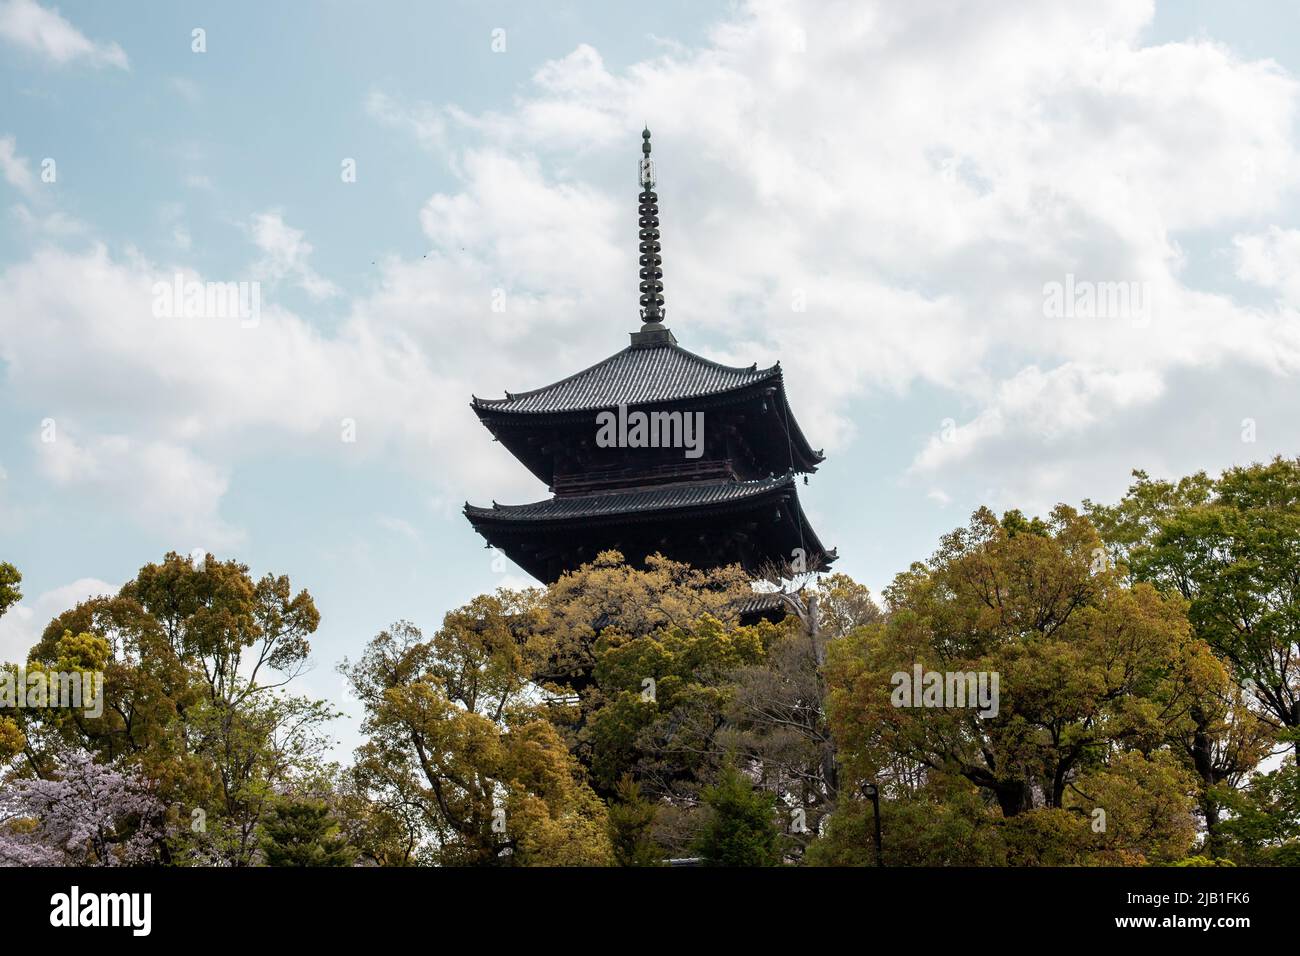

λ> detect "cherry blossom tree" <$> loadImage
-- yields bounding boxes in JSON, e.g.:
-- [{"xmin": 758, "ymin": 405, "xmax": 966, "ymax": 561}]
[{"xmin": 0, "ymin": 748, "xmax": 165, "ymax": 866}]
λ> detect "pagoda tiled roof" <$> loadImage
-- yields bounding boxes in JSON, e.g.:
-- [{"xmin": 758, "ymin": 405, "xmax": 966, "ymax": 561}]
[
  {"xmin": 465, "ymin": 473, "xmax": 795, "ymax": 523},
  {"xmin": 471, "ymin": 342, "xmax": 781, "ymax": 416},
  {"xmin": 733, "ymin": 591, "xmax": 790, "ymax": 617}
]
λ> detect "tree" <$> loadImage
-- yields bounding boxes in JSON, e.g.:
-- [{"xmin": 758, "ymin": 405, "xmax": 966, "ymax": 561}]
[
  {"xmin": 17, "ymin": 552, "xmax": 334, "ymax": 866},
  {"xmin": 824, "ymin": 506, "xmax": 1213, "ymax": 864},
  {"xmin": 807, "ymin": 773, "xmax": 1004, "ymax": 866},
  {"xmin": 607, "ymin": 774, "xmax": 661, "ymax": 866},
  {"xmin": 693, "ymin": 765, "xmax": 782, "ymax": 866},
  {"xmin": 299, "ymin": 763, "xmax": 428, "ymax": 867},
  {"xmin": 260, "ymin": 798, "xmax": 355, "ymax": 866},
  {"xmin": 536, "ymin": 551, "xmax": 754, "ymax": 691},
  {"xmin": 587, "ymin": 613, "xmax": 775, "ymax": 795},
  {"xmin": 1071, "ymin": 751, "xmax": 1200, "ymax": 864},
  {"xmin": 0, "ymin": 562, "xmax": 19, "ymax": 617},
  {"xmin": 515, "ymin": 550, "xmax": 798, "ymax": 814},
  {"xmin": 1086, "ymin": 460, "xmax": 1296, "ymax": 849},
  {"xmin": 0, "ymin": 562, "xmax": 23, "ymax": 762},
  {"xmin": 1089, "ymin": 459, "xmax": 1300, "ymax": 733},
  {"xmin": 0, "ymin": 748, "xmax": 165, "ymax": 866},
  {"xmin": 1216, "ymin": 763, "xmax": 1300, "ymax": 865},
  {"xmin": 23, "ymin": 592, "xmax": 197, "ymax": 774},
  {"xmin": 723, "ymin": 575, "xmax": 881, "ymax": 853},
  {"xmin": 816, "ymin": 572, "xmax": 884, "ymax": 638},
  {"xmin": 727, "ymin": 629, "xmax": 836, "ymax": 847},
  {"xmin": 342, "ymin": 596, "xmax": 613, "ymax": 866}
]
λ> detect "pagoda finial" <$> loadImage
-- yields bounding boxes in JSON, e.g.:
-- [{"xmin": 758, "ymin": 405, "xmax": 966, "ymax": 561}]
[{"xmin": 637, "ymin": 127, "xmax": 665, "ymax": 327}]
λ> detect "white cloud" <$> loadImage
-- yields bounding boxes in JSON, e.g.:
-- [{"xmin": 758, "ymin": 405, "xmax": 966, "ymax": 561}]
[
  {"xmin": 364, "ymin": 1, "xmax": 1298, "ymax": 471},
  {"xmin": 366, "ymin": 90, "xmax": 447, "ymax": 152},
  {"xmin": 249, "ymin": 211, "xmax": 339, "ymax": 300},
  {"xmin": 37, "ymin": 429, "xmax": 243, "ymax": 549},
  {"xmin": 376, "ymin": 515, "xmax": 420, "ymax": 543},
  {"xmin": 1235, "ymin": 226, "xmax": 1300, "ymax": 306},
  {"xmin": 0, "ymin": 461, "xmax": 17, "ymax": 535},
  {"xmin": 373, "ymin": 0, "xmax": 1299, "ymax": 508},
  {"xmin": 911, "ymin": 364, "xmax": 1166, "ymax": 474},
  {"xmin": 0, "ymin": 0, "xmax": 128, "ymax": 69},
  {"xmin": 419, "ymin": 150, "xmax": 624, "ymax": 298},
  {"xmin": 437, "ymin": 45, "xmax": 629, "ymax": 152},
  {"xmin": 0, "ymin": 226, "xmax": 545, "ymax": 537},
  {"xmin": 3, "ymin": 0, "xmax": 1300, "ymax": 539},
  {"xmin": 169, "ymin": 76, "xmax": 200, "ymax": 104},
  {"xmin": 0, "ymin": 135, "xmax": 34, "ymax": 193},
  {"xmin": 11, "ymin": 203, "xmax": 86, "ymax": 236}
]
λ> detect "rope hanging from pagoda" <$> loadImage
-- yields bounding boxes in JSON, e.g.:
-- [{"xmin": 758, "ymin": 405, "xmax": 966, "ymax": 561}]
[{"xmin": 638, "ymin": 127, "xmax": 665, "ymax": 325}]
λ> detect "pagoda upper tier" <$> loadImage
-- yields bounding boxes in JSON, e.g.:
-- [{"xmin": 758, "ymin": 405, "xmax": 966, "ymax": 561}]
[
  {"xmin": 464, "ymin": 128, "xmax": 836, "ymax": 583},
  {"xmin": 470, "ymin": 334, "xmax": 824, "ymax": 490}
]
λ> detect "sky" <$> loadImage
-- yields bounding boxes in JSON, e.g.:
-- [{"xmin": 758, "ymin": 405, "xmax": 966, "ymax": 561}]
[{"xmin": 1, "ymin": 0, "xmax": 1299, "ymax": 757}]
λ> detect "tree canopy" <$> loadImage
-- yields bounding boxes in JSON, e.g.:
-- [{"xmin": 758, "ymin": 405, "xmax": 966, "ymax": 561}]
[{"xmin": 3, "ymin": 458, "xmax": 1298, "ymax": 866}]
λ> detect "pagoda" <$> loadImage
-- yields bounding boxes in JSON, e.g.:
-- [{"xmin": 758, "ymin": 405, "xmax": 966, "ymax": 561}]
[{"xmin": 465, "ymin": 129, "xmax": 836, "ymax": 584}]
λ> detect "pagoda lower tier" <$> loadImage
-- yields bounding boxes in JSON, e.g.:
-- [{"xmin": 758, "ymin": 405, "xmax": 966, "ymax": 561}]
[{"xmin": 464, "ymin": 472, "xmax": 835, "ymax": 583}]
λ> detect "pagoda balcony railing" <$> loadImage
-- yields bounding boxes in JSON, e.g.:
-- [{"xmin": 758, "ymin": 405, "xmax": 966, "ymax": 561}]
[{"xmin": 551, "ymin": 459, "xmax": 735, "ymax": 496}]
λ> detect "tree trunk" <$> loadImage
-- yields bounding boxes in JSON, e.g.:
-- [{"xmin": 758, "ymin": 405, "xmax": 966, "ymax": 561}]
[
  {"xmin": 807, "ymin": 595, "xmax": 839, "ymax": 800},
  {"xmin": 1189, "ymin": 705, "xmax": 1221, "ymax": 856},
  {"xmin": 994, "ymin": 779, "xmax": 1033, "ymax": 817}
]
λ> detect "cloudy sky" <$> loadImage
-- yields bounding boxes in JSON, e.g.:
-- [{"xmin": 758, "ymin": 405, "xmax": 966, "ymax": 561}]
[{"xmin": 2, "ymin": 0, "xmax": 1299, "ymax": 751}]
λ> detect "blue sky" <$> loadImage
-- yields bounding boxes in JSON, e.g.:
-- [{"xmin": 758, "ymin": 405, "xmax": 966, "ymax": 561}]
[{"xmin": 2, "ymin": 0, "xmax": 1299, "ymax": 757}]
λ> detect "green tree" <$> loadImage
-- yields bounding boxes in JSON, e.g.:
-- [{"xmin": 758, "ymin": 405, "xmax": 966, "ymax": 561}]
[
  {"xmin": 816, "ymin": 572, "xmax": 885, "ymax": 638},
  {"xmin": 1216, "ymin": 763, "xmax": 1300, "ymax": 865},
  {"xmin": 297, "ymin": 763, "xmax": 428, "ymax": 867},
  {"xmin": 17, "ymin": 552, "xmax": 334, "ymax": 866},
  {"xmin": 607, "ymin": 774, "xmax": 661, "ymax": 866},
  {"xmin": 1086, "ymin": 460, "xmax": 1295, "ymax": 850},
  {"xmin": 694, "ymin": 765, "xmax": 782, "ymax": 866},
  {"xmin": 0, "ymin": 562, "xmax": 19, "ymax": 617},
  {"xmin": 535, "ymin": 551, "xmax": 754, "ymax": 692},
  {"xmin": 807, "ymin": 774, "xmax": 1004, "ymax": 867},
  {"xmin": 824, "ymin": 506, "xmax": 1212, "ymax": 864},
  {"xmin": 0, "ymin": 562, "xmax": 23, "ymax": 761},
  {"xmin": 723, "ymin": 577, "xmax": 880, "ymax": 856},
  {"xmin": 342, "ymin": 597, "xmax": 613, "ymax": 866},
  {"xmin": 587, "ymin": 613, "xmax": 776, "ymax": 795},
  {"xmin": 261, "ymin": 798, "xmax": 355, "ymax": 866},
  {"xmin": 1088, "ymin": 459, "xmax": 1300, "ymax": 734}
]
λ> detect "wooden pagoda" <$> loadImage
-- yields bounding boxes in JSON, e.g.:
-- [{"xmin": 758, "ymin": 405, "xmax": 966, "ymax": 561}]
[{"xmin": 465, "ymin": 129, "xmax": 836, "ymax": 583}]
